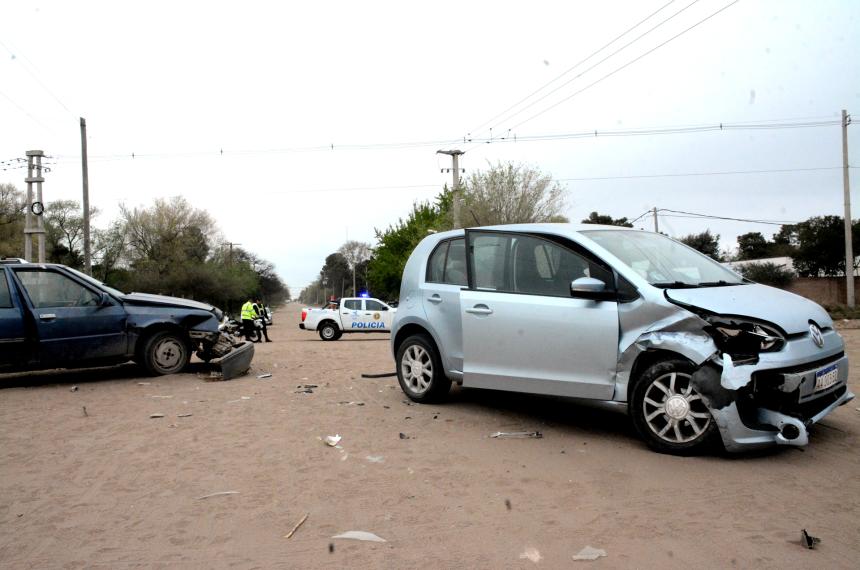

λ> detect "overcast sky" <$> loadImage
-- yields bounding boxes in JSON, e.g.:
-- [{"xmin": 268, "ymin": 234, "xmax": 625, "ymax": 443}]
[{"xmin": 1, "ymin": 0, "xmax": 858, "ymax": 294}]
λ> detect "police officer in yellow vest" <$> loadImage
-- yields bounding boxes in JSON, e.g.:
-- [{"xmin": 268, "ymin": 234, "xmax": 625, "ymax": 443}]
[{"xmin": 241, "ymin": 299, "xmax": 260, "ymax": 342}]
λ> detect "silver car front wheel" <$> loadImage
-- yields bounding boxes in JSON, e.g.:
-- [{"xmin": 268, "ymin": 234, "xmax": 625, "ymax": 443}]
[{"xmin": 631, "ymin": 359, "xmax": 717, "ymax": 455}]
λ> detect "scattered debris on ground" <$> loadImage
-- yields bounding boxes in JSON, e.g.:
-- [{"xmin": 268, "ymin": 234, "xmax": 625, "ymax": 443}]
[
  {"xmin": 69, "ymin": 386, "xmax": 78, "ymax": 392},
  {"xmin": 366, "ymin": 455, "xmax": 385, "ymax": 463},
  {"xmin": 149, "ymin": 413, "xmax": 165, "ymax": 419},
  {"xmin": 323, "ymin": 435, "xmax": 342, "ymax": 447},
  {"xmin": 81, "ymin": 406, "xmax": 88, "ymax": 417},
  {"xmin": 295, "ymin": 384, "xmax": 318, "ymax": 394},
  {"xmin": 284, "ymin": 513, "xmax": 309, "ymax": 539},
  {"xmin": 257, "ymin": 373, "xmax": 272, "ymax": 379},
  {"xmin": 801, "ymin": 529, "xmax": 821, "ymax": 549},
  {"xmin": 150, "ymin": 395, "xmax": 173, "ymax": 399},
  {"xmin": 332, "ymin": 531, "xmax": 387, "ymax": 542},
  {"xmin": 361, "ymin": 372, "xmax": 397, "ymax": 378},
  {"xmin": 137, "ymin": 382, "xmax": 151, "ymax": 386},
  {"xmin": 572, "ymin": 546, "xmax": 607, "ymax": 561},
  {"xmin": 519, "ymin": 547, "xmax": 542, "ymax": 563},
  {"xmin": 399, "ymin": 432, "xmax": 410, "ymax": 440},
  {"xmin": 338, "ymin": 401, "xmax": 365, "ymax": 406},
  {"xmin": 196, "ymin": 491, "xmax": 239, "ymax": 500},
  {"xmin": 505, "ymin": 499, "xmax": 512, "ymax": 511},
  {"xmin": 490, "ymin": 431, "xmax": 543, "ymax": 439},
  {"xmin": 177, "ymin": 413, "xmax": 193, "ymax": 418}
]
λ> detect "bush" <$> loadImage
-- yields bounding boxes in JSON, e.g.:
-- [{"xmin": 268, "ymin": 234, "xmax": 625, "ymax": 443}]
[{"xmin": 737, "ymin": 262, "xmax": 794, "ymax": 288}]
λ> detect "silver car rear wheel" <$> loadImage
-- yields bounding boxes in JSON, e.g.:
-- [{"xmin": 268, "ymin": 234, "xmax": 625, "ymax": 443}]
[
  {"xmin": 396, "ymin": 334, "xmax": 451, "ymax": 403},
  {"xmin": 643, "ymin": 371, "xmax": 712, "ymax": 444}
]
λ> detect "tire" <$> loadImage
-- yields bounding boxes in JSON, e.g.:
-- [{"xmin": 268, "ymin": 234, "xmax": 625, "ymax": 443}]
[
  {"xmin": 318, "ymin": 322, "xmax": 341, "ymax": 341},
  {"xmin": 141, "ymin": 331, "xmax": 190, "ymax": 376},
  {"xmin": 630, "ymin": 359, "xmax": 718, "ymax": 455},
  {"xmin": 396, "ymin": 334, "xmax": 451, "ymax": 403}
]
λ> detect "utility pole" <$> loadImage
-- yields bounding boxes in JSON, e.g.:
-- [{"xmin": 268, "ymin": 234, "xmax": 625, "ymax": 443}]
[
  {"xmin": 24, "ymin": 150, "xmax": 47, "ymax": 263},
  {"xmin": 437, "ymin": 149, "xmax": 464, "ymax": 228},
  {"xmin": 80, "ymin": 118, "xmax": 92, "ymax": 275},
  {"xmin": 652, "ymin": 207, "xmax": 659, "ymax": 233},
  {"xmin": 225, "ymin": 241, "xmax": 241, "ymax": 265},
  {"xmin": 842, "ymin": 109, "xmax": 854, "ymax": 308}
]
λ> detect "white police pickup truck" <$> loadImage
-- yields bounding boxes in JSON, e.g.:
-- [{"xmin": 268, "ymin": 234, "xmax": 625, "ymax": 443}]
[{"xmin": 300, "ymin": 297, "xmax": 396, "ymax": 340}]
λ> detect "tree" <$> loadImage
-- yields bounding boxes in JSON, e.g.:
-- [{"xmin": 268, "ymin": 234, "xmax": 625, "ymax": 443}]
[
  {"xmin": 43, "ymin": 199, "xmax": 99, "ymax": 268},
  {"xmin": 791, "ymin": 216, "xmax": 860, "ymax": 277},
  {"xmin": 460, "ymin": 162, "xmax": 567, "ymax": 226},
  {"xmin": 0, "ymin": 183, "xmax": 25, "ymax": 258},
  {"xmin": 736, "ymin": 232, "xmax": 770, "ymax": 261},
  {"xmin": 736, "ymin": 262, "xmax": 795, "ymax": 288},
  {"xmin": 367, "ymin": 190, "xmax": 452, "ymax": 301},
  {"xmin": 680, "ymin": 230, "xmax": 721, "ymax": 261},
  {"xmin": 338, "ymin": 240, "xmax": 372, "ymax": 296},
  {"xmin": 321, "ymin": 252, "xmax": 350, "ymax": 298},
  {"xmin": 581, "ymin": 211, "xmax": 633, "ymax": 227}
]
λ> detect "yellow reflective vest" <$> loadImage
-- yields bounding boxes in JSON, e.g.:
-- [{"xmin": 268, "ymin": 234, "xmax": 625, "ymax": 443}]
[{"xmin": 241, "ymin": 301, "xmax": 256, "ymax": 320}]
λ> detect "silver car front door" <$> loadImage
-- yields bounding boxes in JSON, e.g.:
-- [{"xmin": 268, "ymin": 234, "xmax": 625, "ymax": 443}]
[
  {"xmin": 460, "ymin": 231, "xmax": 619, "ymax": 400},
  {"xmin": 420, "ymin": 238, "xmax": 468, "ymax": 375}
]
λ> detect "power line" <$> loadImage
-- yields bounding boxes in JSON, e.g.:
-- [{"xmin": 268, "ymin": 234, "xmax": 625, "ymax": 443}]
[
  {"xmin": 556, "ymin": 165, "xmax": 843, "ymax": 182},
  {"xmin": 467, "ymin": 0, "xmax": 678, "ymax": 138},
  {"xmin": 0, "ymin": 38, "xmax": 75, "ymax": 117},
  {"xmin": 507, "ymin": 0, "xmax": 741, "ymax": 132},
  {"xmin": 657, "ymin": 208, "xmax": 799, "ymax": 225},
  {"xmin": 478, "ymin": 0, "xmax": 705, "ymax": 137}
]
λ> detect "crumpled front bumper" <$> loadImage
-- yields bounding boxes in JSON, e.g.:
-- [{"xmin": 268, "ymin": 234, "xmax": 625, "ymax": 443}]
[
  {"xmin": 210, "ymin": 340, "xmax": 255, "ymax": 380},
  {"xmin": 713, "ymin": 387, "xmax": 854, "ymax": 452}
]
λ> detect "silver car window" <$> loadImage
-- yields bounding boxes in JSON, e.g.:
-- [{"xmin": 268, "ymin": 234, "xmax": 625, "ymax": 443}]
[
  {"xmin": 444, "ymin": 239, "xmax": 468, "ymax": 286},
  {"xmin": 427, "ymin": 241, "xmax": 448, "ymax": 283}
]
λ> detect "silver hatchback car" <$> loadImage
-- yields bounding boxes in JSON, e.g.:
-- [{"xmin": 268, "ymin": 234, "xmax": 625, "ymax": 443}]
[{"xmin": 390, "ymin": 224, "xmax": 854, "ymax": 455}]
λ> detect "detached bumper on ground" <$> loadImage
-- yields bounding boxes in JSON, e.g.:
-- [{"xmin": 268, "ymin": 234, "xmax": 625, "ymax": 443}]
[{"xmin": 210, "ymin": 340, "xmax": 255, "ymax": 380}]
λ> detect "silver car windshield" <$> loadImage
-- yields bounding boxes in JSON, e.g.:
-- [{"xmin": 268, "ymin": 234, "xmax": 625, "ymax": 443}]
[{"xmin": 580, "ymin": 230, "xmax": 745, "ymax": 288}]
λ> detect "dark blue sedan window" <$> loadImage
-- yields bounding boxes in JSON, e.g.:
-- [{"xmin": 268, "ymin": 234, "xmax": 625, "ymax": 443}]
[
  {"xmin": 14, "ymin": 270, "xmax": 100, "ymax": 308},
  {"xmin": 0, "ymin": 272, "xmax": 11, "ymax": 308}
]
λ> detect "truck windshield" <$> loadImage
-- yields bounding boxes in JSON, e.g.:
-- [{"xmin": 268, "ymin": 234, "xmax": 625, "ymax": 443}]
[
  {"xmin": 580, "ymin": 230, "xmax": 745, "ymax": 288},
  {"xmin": 66, "ymin": 267, "xmax": 127, "ymax": 297}
]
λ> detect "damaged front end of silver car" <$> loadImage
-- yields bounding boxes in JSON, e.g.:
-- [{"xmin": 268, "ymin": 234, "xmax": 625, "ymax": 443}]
[{"xmin": 617, "ymin": 296, "xmax": 854, "ymax": 452}]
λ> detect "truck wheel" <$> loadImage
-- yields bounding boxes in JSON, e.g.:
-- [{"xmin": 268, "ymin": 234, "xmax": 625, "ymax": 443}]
[
  {"xmin": 396, "ymin": 334, "xmax": 450, "ymax": 403},
  {"xmin": 318, "ymin": 322, "xmax": 341, "ymax": 341},
  {"xmin": 141, "ymin": 331, "xmax": 190, "ymax": 376},
  {"xmin": 630, "ymin": 359, "xmax": 718, "ymax": 455}
]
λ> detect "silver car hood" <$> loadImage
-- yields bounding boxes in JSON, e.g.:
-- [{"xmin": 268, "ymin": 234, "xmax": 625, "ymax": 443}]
[{"xmin": 664, "ymin": 284, "xmax": 832, "ymax": 334}]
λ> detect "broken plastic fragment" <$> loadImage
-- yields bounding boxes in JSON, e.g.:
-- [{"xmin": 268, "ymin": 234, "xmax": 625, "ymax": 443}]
[
  {"xmin": 801, "ymin": 529, "xmax": 821, "ymax": 549},
  {"xmin": 257, "ymin": 373, "xmax": 272, "ymax": 379},
  {"xmin": 149, "ymin": 413, "xmax": 165, "ymax": 419},
  {"xmin": 196, "ymin": 490, "xmax": 239, "ymax": 500},
  {"xmin": 490, "ymin": 431, "xmax": 543, "ymax": 439},
  {"xmin": 366, "ymin": 455, "xmax": 385, "ymax": 463},
  {"xmin": 573, "ymin": 546, "xmax": 607, "ymax": 561},
  {"xmin": 323, "ymin": 434, "xmax": 342, "ymax": 447},
  {"xmin": 519, "ymin": 547, "xmax": 542, "ymax": 563},
  {"xmin": 720, "ymin": 353, "xmax": 754, "ymax": 390},
  {"xmin": 332, "ymin": 531, "xmax": 386, "ymax": 542}
]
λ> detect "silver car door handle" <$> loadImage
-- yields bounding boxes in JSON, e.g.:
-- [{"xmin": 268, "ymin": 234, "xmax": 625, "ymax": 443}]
[
  {"xmin": 465, "ymin": 306, "xmax": 493, "ymax": 315},
  {"xmin": 39, "ymin": 313, "xmax": 57, "ymax": 321},
  {"xmin": 427, "ymin": 295, "xmax": 442, "ymax": 304}
]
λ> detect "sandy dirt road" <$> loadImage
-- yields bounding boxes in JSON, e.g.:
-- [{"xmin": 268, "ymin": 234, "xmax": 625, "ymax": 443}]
[{"xmin": 1, "ymin": 303, "xmax": 858, "ymax": 569}]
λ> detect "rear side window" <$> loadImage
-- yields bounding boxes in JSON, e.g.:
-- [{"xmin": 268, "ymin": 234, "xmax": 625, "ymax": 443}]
[
  {"xmin": 14, "ymin": 269, "xmax": 100, "ymax": 308},
  {"xmin": 0, "ymin": 272, "xmax": 12, "ymax": 308},
  {"xmin": 365, "ymin": 300, "xmax": 387, "ymax": 311},
  {"xmin": 343, "ymin": 299, "xmax": 362, "ymax": 310},
  {"xmin": 426, "ymin": 238, "xmax": 468, "ymax": 286}
]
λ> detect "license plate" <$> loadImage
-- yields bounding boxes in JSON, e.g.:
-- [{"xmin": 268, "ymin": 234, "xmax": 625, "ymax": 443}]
[{"xmin": 814, "ymin": 364, "xmax": 839, "ymax": 392}]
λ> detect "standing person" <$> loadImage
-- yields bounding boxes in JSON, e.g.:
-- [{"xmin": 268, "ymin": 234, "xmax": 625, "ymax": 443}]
[
  {"xmin": 254, "ymin": 298, "xmax": 272, "ymax": 342},
  {"xmin": 241, "ymin": 298, "xmax": 260, "ymax": 343}
]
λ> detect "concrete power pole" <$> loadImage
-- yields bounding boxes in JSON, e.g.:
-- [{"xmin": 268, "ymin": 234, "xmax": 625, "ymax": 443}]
[
  {"xmin": 842, "ymin": 109, "xmax": 854, "ymax": 308},
  {"xmin": 437, "ymin": 149, "xmax": 464, "ymax": 228},
  {"xmin": 80, "ymin": 118, "xmax": 92, "ymax": 275},
  {"xmin": 24, "ymin": 150, "xmax": 47, "ymax": 263},
  {"xmin": 652, "ymin": 207, "xmax": 659, "ymax": 233}
]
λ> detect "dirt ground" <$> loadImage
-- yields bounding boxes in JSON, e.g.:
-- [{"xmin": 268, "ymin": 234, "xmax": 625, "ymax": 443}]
[{"xmin": 1, "ymin": 303, "xmax": 859, "ymax": 569}]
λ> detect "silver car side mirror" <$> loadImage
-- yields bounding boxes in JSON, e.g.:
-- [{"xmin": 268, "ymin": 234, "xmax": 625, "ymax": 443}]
[{"xmin": 571, "ymin": 277, "xmax": 606, "ymax": 293}]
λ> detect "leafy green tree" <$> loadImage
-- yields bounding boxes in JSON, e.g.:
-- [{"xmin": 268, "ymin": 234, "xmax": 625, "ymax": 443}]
[
  {"xmin": 581, "ymin": 211, "xmax": 633, "ymax": 227},
  {"xmin": 791, "ymin": 216, "xmax": 860, "ymax": 276},
  {"xmin": 736, "ymin": 262, "xmax": 795, "ymax": 288},
  {"xmin": 0, "ymin": 183, "xmax": 25, "ymax": 258},
  {"xmin": 367, "ymin": 189, "xmax": 453, "ymax": 301},
  {"xmin": 680, "ymin": 230, "xmax": 721, "ymax": 261},
  {"xmin": 736, "ymin": 232, "xmax": 770, "ymax": 260}
]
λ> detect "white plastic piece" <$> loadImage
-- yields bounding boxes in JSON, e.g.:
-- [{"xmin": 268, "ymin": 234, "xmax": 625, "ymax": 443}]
[
  {"xmin": 573, "ymin": 546, "xmax": 607, "ymax": 561},
  {"xmin": 323, "ymin": 434, "xmax": 342, "ymax": 447},
  {"xmin": 720, "ymin": 353, "xmax": 754, "ymax": 390},
  {"xmin": 332, "ymin": 531, "xmax": 387, "ymax": 542},
  {"xmin": 519, "ymin": 547, "xmax": 543, "ymax": 562}
]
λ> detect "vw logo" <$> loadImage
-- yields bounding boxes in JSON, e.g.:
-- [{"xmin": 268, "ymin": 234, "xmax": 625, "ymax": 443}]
[{"xmin": 809, "ymin": 323, "xmax": 824, "ymax": 348}]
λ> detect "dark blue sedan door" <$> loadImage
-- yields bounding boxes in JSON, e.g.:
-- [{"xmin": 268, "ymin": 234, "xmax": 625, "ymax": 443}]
[
  {"xmin": 0, "ymin": 269, "xmax": 28, "ymax": 369},
  {"xmin": 12, "ymin": 268, "xmax": 128, "ymax": 365}
]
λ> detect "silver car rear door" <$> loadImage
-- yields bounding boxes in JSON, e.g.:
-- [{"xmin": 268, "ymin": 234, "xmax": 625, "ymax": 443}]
[{"xmin": 421, "ymin": 237, "xmax": 468, "ymax": 375}]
